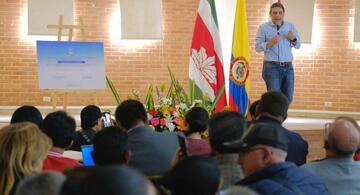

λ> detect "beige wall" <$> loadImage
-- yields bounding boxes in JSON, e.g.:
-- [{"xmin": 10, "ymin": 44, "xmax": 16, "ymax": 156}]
[{"xmin": 0, "ymin": 0, "xmax": 359, "ymax": 112}]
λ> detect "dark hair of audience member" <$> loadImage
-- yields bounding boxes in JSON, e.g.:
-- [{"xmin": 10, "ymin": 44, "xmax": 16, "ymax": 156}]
[
  {"xmin": 42, "ymin": 111, "xmax": 76, "ymax": 148},
  {"xmin": 165, "ymin": 156, "xmax": 220, "ymax": 195},
  {"xmin": 0, "ymin": 122, "xmax": 52, "ymax": 195},
  {"xmin": 80, "ymin": 105, "xmax": 102, "ymax": 130},
  {"xmin": 10, "ymin": 105, "xmax": 43, "ymax": 129},
  {"xmin": 115, "ymin": 99, "xmax": 147, "ymax": 130},
  {"xmin": 185, "ymin": 106, "xmax": 209, "ymax": 136},
  {"xmin": 15, "ymin": 171, "xmax": 65, "ymax": 195},
  {"xmin": 92, "ymin": 126, "xmax": 129, "ymax": 165},
  {"xmin": 80, "ymin": 166, "xmax": 150, "ymax": 195},
  {"xmin": 208, "ymin": 111, "xmax": 246, "ymax": 153},
  {"xmin": 257, "ymin": 91, "xmax": 289, "ymax": 117},
  {"xmin": 249, "ymin": 100, "xmax": 260, "ymax": 121},
  {"xmin": 60, "ymin": 166, "xmax": 96, "ymax": 195}
]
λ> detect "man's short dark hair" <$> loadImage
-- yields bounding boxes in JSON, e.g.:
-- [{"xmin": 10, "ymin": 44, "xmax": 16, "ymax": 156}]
[
  {"xmin": 42, "ymin": 111, "xmax": 76, "ymax": 148},
  {"xmin": 81, "ymin": 166, "xmax": 149, "ymax": 195},
  {"xmin": 270, "ymin": 2, "xmax": 285, "ymax": 14},
  {"xmin": 257, "ymin": 91, "xmax": 289, "ymax": 117},
  {"xmin": 11, "ymin": 105, "xmax": 43, "ymax": 129},
  {"xmin": 61, "ymin": 166, "xmax": 96, "ymax": 195},
  {"xmin": 80, "ymin": 105, "xmax": 102, "ymax": 129},
  {"xmin": 115, "ymin": 99, "xmax": 147, "ymax": 130},
  {"xmin": 92, "ymin": 126, "xmax": 129, "ymax": 165},
  {"xmin": 166, "ymin": 156, "xmax": 220, "ymax": 195},
  {"xmin": 208, "ymin": 111, "xmax": 246, "ymax": 153}
]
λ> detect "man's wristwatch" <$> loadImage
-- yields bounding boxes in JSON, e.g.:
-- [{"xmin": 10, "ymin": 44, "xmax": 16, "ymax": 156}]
[{"xmin": 291, "ymin": 38, "xmax": 297, "ymax": 43}]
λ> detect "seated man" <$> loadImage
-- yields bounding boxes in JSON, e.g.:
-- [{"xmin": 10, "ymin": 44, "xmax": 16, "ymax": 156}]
[
  {"xmin": 226, "ymin": 123, "xmax": 328, "ymax": 195},
  {"xmin": 70, "ymin": 105, "xmax": 103, "ymax": 151},
  {"xmin": 92, "ymin": 126, "xmax": 131, "ymax": 166},
  {"xmin": 115, "ymin": 99, "xmax": 179, "ymax": 176},
  {"xmin": 302, "ymin": 118, "xmax": 360, "ymax": 195},
  {"xmin": 208, "ymin": 111, "xmax": 246, "ymax": 189},
  {"xmin": 253, "ymin": 91, "xmax": 308, "ymax": 165},
  {"xmin": 42, "ymin": 111, "xmax": 81, "ymax": 172},
  {"xmin": 10, "ymin": 105, "xmax": 43, "ymax": 129},
  {"xmin": 80, "ymin": 165, "xmax": 157, "ymax": 195},
  {"xmin": 15, "ymin": 172, "xmax": 65, "ymax": 195},
  {"xmin": 165, "ymin": 156, "xmax": 221, "ymax": 195}
]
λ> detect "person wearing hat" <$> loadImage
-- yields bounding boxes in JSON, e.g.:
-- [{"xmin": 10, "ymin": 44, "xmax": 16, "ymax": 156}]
[
  {"xmin": 70, "ymin": 105, "xmax": 104, "ymax": 151},
  {"xmin": 226, "ymin": 123, "xmax": 328, "ymax": 195}
]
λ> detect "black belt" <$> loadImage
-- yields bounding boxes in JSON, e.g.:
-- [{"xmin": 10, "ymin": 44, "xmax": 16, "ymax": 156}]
[{"xmin": 264, "ymin": 61, "xmax": 292, "ymax": 66}]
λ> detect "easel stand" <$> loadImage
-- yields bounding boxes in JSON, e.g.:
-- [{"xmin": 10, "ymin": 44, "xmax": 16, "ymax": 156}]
[{"xmin": 46, "ymin": 16, "xmax": 99, "ymax": 110}]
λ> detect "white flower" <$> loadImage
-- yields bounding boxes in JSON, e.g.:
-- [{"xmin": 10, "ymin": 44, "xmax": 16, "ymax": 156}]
[
  {"xmin": 147, "ymin": 113, "xmax": 153, "ymax": 120},
  {"xmin": 194, "ymin": 99, "xmax": 203, "ymax": 104},
  {"xmin": 166, "ymin": 117, "xmax": 173, "ymax": 124},
  {"xmin": 160, "ymin": 97, "xmax": 172, "ymax": 106},
  {"xmin": 179, "ymin": 103, "xmax": 188, "ymax": 110},
  {"xmin": 173, "ymin": 111, "xmax": 180, "ymax": 117},
  {"xmin": 166, "ymin": 122, "xmax": 175, "ymax": 132}
]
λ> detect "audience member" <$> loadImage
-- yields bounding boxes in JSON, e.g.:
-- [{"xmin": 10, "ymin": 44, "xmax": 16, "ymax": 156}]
[
  {"xmin": 221, "ymin": 186, "xmax": 258, "ymax": 195},
  {"xmin": 254, "ymin": 91, "xmax": 308, "ymax": 165},
  {"xmin": 334, "ymin": 116, "xmax": 360, "ymax": 161},
  {"xmin": 70, "ymin": 105, "xmax": 103, "ymax": 151},
  {"xmin": 302, "ymin": 118, "xmax": 360, "ymax": 195},
  {"xmin": 15, "ymin": 171, "xmax": 65, "ymax": 195},
  {"xmin": 208, "ymin": 111, "xmax": 246, "ymax": 189},
  {"xmin": 165, "ymin": 156, "xmax": 220, "ymax": 195},
  {"xmin": 0, "ymin": 122, "xmax": 51, "ymax": 195},
  {"xmin": 10, "ymin": 105, "xmax": 43, "ymax": 129},
  {"xmin": 226, "ymin": 123, "xmax": 328, "ymax": 195},
  {"xmin": 60, "ymin": 166, "xmax": 96, "ymax": 195},
  {"xmin": 42, "ymin": 111, "xmax": 81, "ymax": 172},
  {"xmin": 80, "ymin": 165, "xmax": 156, "ymax": 195},
  {"xmin": 92, "ymin": 126, "xmax": 130, "ymax": 166},
  {"xmin": 184, "ymin": 106, "xmax": 212, "ymax": 156},
  {"xmin": 115, "ymin": 99, "xmax": 179, "ymax": 176},
  {"xmin": 248, "ymin": 100, "xmax": 260, "ymax": 121}
]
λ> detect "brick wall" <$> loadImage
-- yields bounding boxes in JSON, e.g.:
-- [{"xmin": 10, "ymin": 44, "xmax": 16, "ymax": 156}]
[{"xmin": 0, "ymin": 0, "xmax": 359, "ymax": 112}]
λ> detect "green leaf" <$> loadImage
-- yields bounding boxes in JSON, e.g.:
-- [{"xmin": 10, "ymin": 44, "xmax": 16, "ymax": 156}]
[
  {"xmin": 209, "ymin": 84, "xmax": 225, "ymax": 111},
  {"xmin": 106, "ymin": 76, "xmax": 121, "ymax": 105},
  {"xmin": 144, "ymin": 85, "xmax": 154, "ymax": 110}
]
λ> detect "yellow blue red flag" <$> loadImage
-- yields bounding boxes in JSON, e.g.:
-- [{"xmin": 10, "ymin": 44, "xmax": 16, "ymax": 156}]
[{"xmin": 229, "ymin": 0, "xmax": 250, "ymax": 115}]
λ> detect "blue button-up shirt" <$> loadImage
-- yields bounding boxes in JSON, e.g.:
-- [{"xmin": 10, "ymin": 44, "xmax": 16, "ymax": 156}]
[{"xmin": 256, "ymin": 21, "xmax": 301, "ymax": 62}]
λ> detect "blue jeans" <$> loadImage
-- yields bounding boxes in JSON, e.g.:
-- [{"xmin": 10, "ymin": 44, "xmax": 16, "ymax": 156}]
[{"xmin": 262, "ymin": 62, "xmax": 294, "ymax": 102}]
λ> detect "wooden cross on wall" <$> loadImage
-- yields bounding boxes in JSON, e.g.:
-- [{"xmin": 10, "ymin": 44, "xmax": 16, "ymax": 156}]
[{"xmin": 47, "ymin": 16, "xmax": 87, "ymax": 41}]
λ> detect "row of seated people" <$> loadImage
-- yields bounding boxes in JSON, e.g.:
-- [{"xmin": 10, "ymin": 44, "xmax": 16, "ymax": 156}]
[{"xmin": 1, "ymin": 91, "xmax": 359, "ymax": 195}]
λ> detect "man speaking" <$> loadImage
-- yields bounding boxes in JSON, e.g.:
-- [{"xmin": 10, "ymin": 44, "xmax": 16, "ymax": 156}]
[{"xmin": 255, "ymin": 2, "xmax": 301, "ymax": 102}]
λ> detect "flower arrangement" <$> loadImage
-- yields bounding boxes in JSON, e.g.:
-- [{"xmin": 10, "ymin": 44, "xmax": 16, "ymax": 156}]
[
  {"xmin": 106, "ymin": 66, "xmax": 225, "ymax": 133},
  {"xmin": 147, "ymin": 97, "xmax": 186, "ymax": 132}
]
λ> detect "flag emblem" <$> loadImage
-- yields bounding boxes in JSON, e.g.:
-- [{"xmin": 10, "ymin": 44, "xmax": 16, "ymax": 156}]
[{"xmin": 230, "ymin": 57, "xmax": 249, "ymax": 85}]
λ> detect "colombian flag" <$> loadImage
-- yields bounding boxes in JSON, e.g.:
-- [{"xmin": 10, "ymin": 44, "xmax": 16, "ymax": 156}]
[{"xmin": 229, "ymin": 0, "xmax": 250, "ymax": 115}]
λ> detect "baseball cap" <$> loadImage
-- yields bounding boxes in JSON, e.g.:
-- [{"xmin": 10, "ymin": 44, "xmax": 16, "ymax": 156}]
[{"xmin": 224, "ymin": 123, "xmax": 289, "ymax": 152}]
